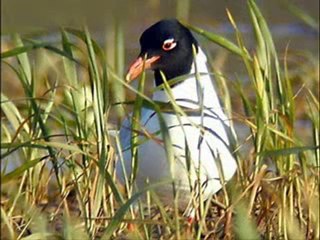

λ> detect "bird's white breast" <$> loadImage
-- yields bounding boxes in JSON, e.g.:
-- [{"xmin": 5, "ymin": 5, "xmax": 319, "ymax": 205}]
[{"xmin": 117, "ymin": 48, "xmax": 237, "ymax": 209}]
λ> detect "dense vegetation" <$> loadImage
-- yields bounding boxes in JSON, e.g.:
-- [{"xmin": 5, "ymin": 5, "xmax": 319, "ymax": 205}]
[{"xmin": 1, "ymin": 0, "xmax": 319, "ymax": 239}]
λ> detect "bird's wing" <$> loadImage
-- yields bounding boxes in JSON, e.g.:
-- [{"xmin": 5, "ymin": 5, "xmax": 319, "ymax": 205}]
[{"xmin": 119, "ymin": 108, "xmax": 156, "ymax": 152}]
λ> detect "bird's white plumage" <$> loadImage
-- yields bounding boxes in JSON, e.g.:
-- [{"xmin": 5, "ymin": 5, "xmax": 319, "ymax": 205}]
[{"xmin": 116, "ymin": 48, "xmax": 237, "ymax": 211}]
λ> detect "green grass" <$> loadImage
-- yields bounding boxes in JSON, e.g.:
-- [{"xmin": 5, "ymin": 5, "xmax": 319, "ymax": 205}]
[{"xmin": 1, "ymin": 0, "xmax": 319, "ymax": 239}]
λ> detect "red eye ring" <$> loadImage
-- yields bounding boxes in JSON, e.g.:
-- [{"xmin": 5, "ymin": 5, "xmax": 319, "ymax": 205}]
[{"xmin": 162, "ymin": 38, "xmax": 177, "ymax": 51}]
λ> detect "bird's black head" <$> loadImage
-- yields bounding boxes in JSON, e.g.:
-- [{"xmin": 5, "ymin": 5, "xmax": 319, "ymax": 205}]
[{"xmin": 126, "ymin": 19, "xmax": 198, "ymax": 86}]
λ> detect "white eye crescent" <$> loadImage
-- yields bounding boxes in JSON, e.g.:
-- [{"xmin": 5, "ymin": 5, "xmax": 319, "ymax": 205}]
[{"xmin": 162, "ymin": 38, "xmax": 177, "ymax": 51}]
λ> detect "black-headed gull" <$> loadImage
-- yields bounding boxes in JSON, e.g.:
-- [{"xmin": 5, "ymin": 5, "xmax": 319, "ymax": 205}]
[{"xmin": 116, "ymin": 18, "xmax": 237, "ymax": 220}]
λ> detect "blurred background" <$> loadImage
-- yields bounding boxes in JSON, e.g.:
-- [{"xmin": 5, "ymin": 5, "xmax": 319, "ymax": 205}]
[{"xmin": 2, "ymin": 0, "xmax": 319, "ymax": 64}]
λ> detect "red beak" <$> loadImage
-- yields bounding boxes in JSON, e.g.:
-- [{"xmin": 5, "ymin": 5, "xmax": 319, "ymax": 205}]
[{"xmin": 126, "ymin": 55, "xmax": 160, "ymax": 82}]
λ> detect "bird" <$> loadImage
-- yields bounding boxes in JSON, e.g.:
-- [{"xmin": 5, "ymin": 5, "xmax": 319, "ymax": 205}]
[{"xmin": 116, "ymin": 18, "xmax": 237, "ymax": 220}]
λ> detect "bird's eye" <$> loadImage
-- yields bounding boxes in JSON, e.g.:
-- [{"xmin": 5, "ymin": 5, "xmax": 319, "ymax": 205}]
[{"xmin": 162, "ymin": 38, "xmax": 177, "ymax": 51}]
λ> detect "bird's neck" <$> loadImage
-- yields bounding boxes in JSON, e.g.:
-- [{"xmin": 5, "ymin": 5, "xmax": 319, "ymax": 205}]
[{"xmin": 152, "ymin": 48, "xmax": 222, "ymax": 110}]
